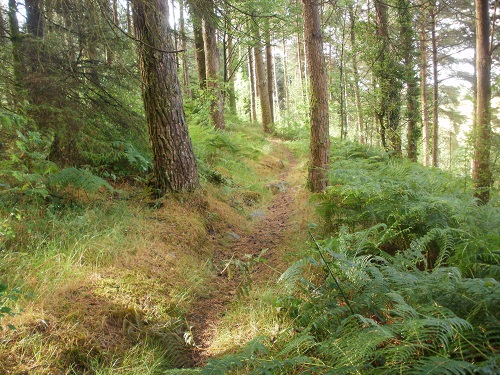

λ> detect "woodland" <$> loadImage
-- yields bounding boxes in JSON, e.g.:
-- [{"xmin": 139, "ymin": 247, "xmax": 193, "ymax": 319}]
[{"xmin": 0, "ymin": 0, "xmax": 499, "ymax": 374}]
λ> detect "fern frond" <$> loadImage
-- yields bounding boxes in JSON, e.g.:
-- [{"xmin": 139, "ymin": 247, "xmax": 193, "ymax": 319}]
[
  {"xmin": 48, "ymin": 167, "xmax": 113, "ymax": 193},
  {"xmin": 411, "ymin": 356, "xmax": 475, "ymax": 375}
]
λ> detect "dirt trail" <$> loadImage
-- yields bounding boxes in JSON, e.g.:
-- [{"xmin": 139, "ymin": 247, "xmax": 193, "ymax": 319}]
[{"xmin": 188, "ymin": 141, "xmax": 301, "ymax": 366}]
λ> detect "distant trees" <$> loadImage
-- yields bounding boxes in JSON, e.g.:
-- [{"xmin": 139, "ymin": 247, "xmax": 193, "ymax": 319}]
[{"xmin": 0, "ymin": 0, "xmax": 496, "ymax": 199}]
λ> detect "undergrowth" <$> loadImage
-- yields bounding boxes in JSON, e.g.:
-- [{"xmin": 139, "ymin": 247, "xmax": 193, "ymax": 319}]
[
  {"xmin": 203, "ymin": 139, "xmax": 500, "ymax": 375},
  {"xmin": 0, "ymin": 117, "xmax": 280, "ymax": 373}
]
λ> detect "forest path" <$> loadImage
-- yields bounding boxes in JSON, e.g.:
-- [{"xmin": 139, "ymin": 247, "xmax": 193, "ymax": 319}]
[{"xmin": 188, "ymin": 140, "xmax": 305, "ymax": 367}]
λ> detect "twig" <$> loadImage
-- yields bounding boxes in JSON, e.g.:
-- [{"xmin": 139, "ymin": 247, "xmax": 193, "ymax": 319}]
[{"xmin": 309, "ymin": 231, "xmax": 354, "ymax": 315}]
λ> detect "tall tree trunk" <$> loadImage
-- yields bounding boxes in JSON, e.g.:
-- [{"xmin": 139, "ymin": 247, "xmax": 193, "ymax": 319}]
[
  {"xmin": 132, "ymin": 0, "xmax": 199, "ymax": 194},
  {"xmin": 202, "ymin": 6, "xmax": 225, "ymax": 130},
  {"xmin": 348, "ymin": 6, "xmax": 365, "ymax": 144},
  {"xmin": 282, "ymin": 35, "xmax": 290, "ymax": 114},
  {"xmin": 253, "ymin": 20, "xmax": 273, "ymax": 133},
  {"xmin": 8, "ymin": 0, "xmax": 23, "ymax": 90},
  {"xmin": 25, "ymin": 0, "xmax": 43, "ymax": 37},
  {"xmin": 248, "ymin": 47, "xmax": 257, "ymax": 123},
  {"xmin": 431, "ymin": 4, "xmax": 439, "ymax": 167},
  {"xmin": 112, "ymin": 0, "xmax": 119, "ymax": 25},
  {"xmin": 227, "ymin": 34, "xmax": 237, "ymax": 114},
  {"xmin": 420, "ymin": 0, "xmax": 430, "ymax": 166},
  {"xmin": 303, "ymin": 0, "xmax": 330, "ymax": 192},
  {"xmin": 398, "ymin": 0, "xmax": 419, "ymax": 162},
  {"xmin": 193, "ymin": 26, "xmax": 206, "ymax": 89},
  {"xmin": 127, "ymin": 0, "xmax": 133, "ymax": 34},
  {"xmin": 179, "ymin": 0, "xmax": 191, "ymax": 96},
  {"xmin": 265, "ymin": 18, "xmax": 274, "ymax": 123},
  {"xmin": 472, "ymin": 0, "xmax": 492, "ymax": 203},
  {"xmin": 374, "ymin": 0, "xmax": 402, "ymax": 155},
  {"xmin": 339, "ymin": 14, "xmax": 347, "ymax": 140}
]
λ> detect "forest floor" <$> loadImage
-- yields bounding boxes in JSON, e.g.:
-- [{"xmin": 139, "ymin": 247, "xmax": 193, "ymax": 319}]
[
  {"xmin": 188, "ymin": 141, "xmax": 312, "ymax": 366},
  {"xmin": 0, "ymin": 137, "xmax": 316, "ymax": 373}
]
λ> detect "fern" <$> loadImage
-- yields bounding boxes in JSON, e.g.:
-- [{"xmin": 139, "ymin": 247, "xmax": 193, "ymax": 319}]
[
  {"xmin": 47, "ymin": 167, "xmax": 113, "ymax": 194},
  {"xmin": 411, "ymin": 357, "xmax": 474, "ymax": 375}
]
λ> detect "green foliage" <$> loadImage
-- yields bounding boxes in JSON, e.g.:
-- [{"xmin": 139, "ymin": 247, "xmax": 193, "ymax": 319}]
[
  {"xmin": 317, "ymin": 140, "xmax": 500, "ymax": 278},
  {"xmin": 0, "ymin": 129, "xmax": 113, "ymax": 200},
  {"xmin": 204, "ymin": 140, "xmax": 500, "ymax": 374},
  {"xmin": 0, "ymin": 283, "xmax": 20, "ymax": 331}
]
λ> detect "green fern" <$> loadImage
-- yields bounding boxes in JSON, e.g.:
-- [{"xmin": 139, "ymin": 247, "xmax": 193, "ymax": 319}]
[
  {"xmin": 411, "ymin": 357, "xmax": 474, "ymax": 375},
  {"xmin": 47, "ymin": 167, "xmax": 113, "ymax": 194}
]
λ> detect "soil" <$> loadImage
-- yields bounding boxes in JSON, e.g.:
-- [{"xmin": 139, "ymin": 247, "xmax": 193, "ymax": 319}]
[{"xmin": 187, "ymin": 141, "xmax": 302, "ymax": 366}]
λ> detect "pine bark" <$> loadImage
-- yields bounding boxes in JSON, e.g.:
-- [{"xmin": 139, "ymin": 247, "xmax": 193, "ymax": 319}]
[
  {"xmin": 431, "ymin": 4, "xmax": 439, "ymax": 167},
  {"xmin": 248, "ymin": 47, "xmax": 257, "ymax": 122},
  {"xmin": 302, "ymin": 0, "xmax": 330, "ymax": 192},
  {"xmin": 398, "ymin": 0, "xmax": 420, "ymax": 162},
  {"xmin": 132, "ymin": 0, "xmax": 199, "ymax": 194},
  {"xmin": 253, "ymin": 20, "xmax": 273, "ymax": 133},
  {"xmin": 348, "ymin": 6, "xmax": 365, "ymax": 144},
  {"xmin": 203, "ymin": 11, "xmax": 225, "ymax": 130},
  {"xmin": 472, "ymin": 0, "xmax": 492, "ymax": 203},
  {"xmin": 374, "ymin": 0, "xmax": 402, "ymax": 155},
  {"xmin": 179, "ymin": 0, "xmax": 191, "ymax": 96},
  {"xmin": 265, "ymin": 18, "xmax": 274, "ymax": 123},
  {"xmin": 420, "ymin": 0, "xmax": 430, "ymax": 166}
]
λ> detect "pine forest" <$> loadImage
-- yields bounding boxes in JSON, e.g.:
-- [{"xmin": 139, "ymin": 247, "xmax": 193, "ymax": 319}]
[{"xmin": 0, "ymin": 0, "xmax": 499, "ymax": 373}]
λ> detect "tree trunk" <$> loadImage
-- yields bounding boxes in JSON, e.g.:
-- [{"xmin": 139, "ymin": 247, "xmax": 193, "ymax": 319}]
[
  {"xmin": 25, "ymin": 0, "xmax": 43, "ymax": 37},
  {"xmin": 8, "ymin": 0, "xmax": 23, "ymax": 90},
  {"xmin": 179, "ymin": 0, "xmax": 191, "ymax": 96},
  {"xmin": 132, "ymin": 0, "xmax": 199, "ymax": 194},
  {"xmin": 265, "ymin": 18, "xmax": 274, "ymax": 123},
  {"xmin": 282, "ymin": 36, "xmax": 290, "ymax": 114},
  {"xmin": 203, "ymin": 10, "xmax": 225, "ymax": 130},
  {"xmin": 420, "ymin": 0, "xmax": 430, "ymax": 166},
  {"xmin": 193, "ymin": 26, "xmax": 206, "ymax": 89},
  {"xmin": 374, "ymin": 0, "xmax": 402, "ymax": 155},
  {"xmin": 127, "ymin": 0, "xmax": 133, "ymax": 34},
  {"xmin": 348, "ymin": 6, "xmax": 365, "ymax": 144},
  {"xmin": 248, "ymin": 47, "xmax": 257, "ymax": 123},
  {"xmin": 112, "ymin": 0, "xmax": 119, "ymax": 25},
  {"xmin": 431, "ymin": 4, "xmax": 439, "ymax": 167},
  {"xmin": 398, "ymin": 0, "xmax": 419, "ymax": 162},
  {"xmin": 226, "ymin": 32, "xmax": 237, "ymax": 115},
  {"xmin": 253, "ymin": 20, "xmax": 273, "ymax": 133},
  {"xmin": 472, "ymin": 0, "xmax": 492, "ymax": 203},
  {"xmin": 302, "ymin": 0, "xmax": 330, "ymax": 192}
]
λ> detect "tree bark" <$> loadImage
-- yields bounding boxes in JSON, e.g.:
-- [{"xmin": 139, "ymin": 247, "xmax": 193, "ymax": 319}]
[
  {"xmin": 420, "ymin": 0, "xmax": 430, "ymax": 166},
  {"xmin": 8, "ymin": 0, "xmax": 23, "ymax": 89},
  {"xmin": 348, "ymin": 6, "xmax": 365, "ymax": 144},
  {"xmin": 302, "ymin": 0, "xmax": 330, "ymax": 192},
  {"xmin": 282, "ymin": 35, "xmax": 290, "ymax": 114},
  {"xmin": 202, "ymin": 8, "xmax": 225, "ymax": 130},
  {"xmin": 132, "ymin": 0, "xmax": 199, "ymax": 194},
  {"xmin": 25, "ymin": 0, "xmax": 43, "ymax": 37},
  {"xmin": 431, "ymin": 4, "xmax": 439, "ymax": 167},
  {"xmin": 253, "ymin": 19, "xmax": 273, "ymax": 133},
  {"xmin": 248, "ymin": 47, "xmax": 257, "ymax": 123},
  {"xmin": 472, "ymin": 0, "xmax": 492, "ymax": 203},
  {"xmin": 179, "ymin": 0, "xmax": 191, "ymax": 96},
  {"xmin": 265, "ymin": 18, "xmax": 274, "ymax": 123},
  {"xmin": 193, "ymin": 26, "xmax": 206, "ymax": 89},
  {"xmin": 374, "ymin": 0, "xmax": 402, "ymax": 155},
  {"xmin": 398, "ymin": 0, "xmax": 420, "ymax": 162}
]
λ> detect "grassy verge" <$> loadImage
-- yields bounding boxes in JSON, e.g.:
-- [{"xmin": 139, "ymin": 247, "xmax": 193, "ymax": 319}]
[{"xmin": 0, "ymin": 120, "xmax": 292, "ymax": 373}]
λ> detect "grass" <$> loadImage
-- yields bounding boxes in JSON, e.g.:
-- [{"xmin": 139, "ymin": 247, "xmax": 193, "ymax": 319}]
[{"xmin": 0, "ymin": 118, "xmax": 301, "ymax": 373}]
